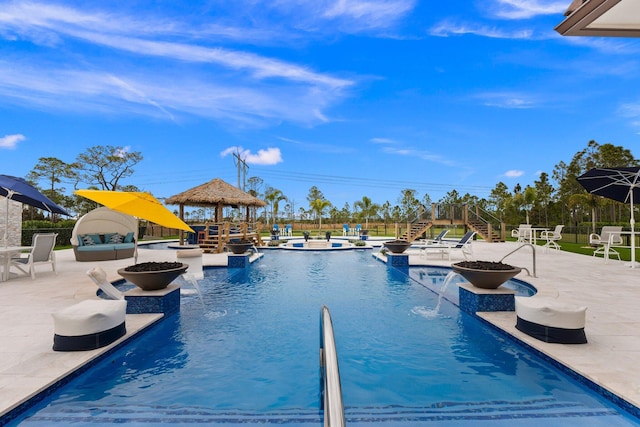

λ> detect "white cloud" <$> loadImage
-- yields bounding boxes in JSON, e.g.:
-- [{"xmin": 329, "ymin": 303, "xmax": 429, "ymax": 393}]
[
  {"xmin": 0, "ymin": 2, "xmax": 355, "ymax": 125},
  {"xmin": 277, "ymin": 136, "xmax": 354, "ymax": 154},
  {"xmin": 322, "ymin": 0, "xmax": 415, "ymax": 30},
  {"xmin": 0, "ymin": 3, "xmax": 352, "ymax": 90},
  {"xmin": 617, "ymin": 102, "xmax": 640, "ymax": 130},
  {"xmin": 477, "ymin": 92, "xmax": 539, "ymax": 109},
  {"xmin": 221, "ymin": 146, "xmax": 283, "ymax": 165},
  {"xmin": 114, "ymin": 146, "xmax": 131, "ymax": 158},
  {"xmin": 381, "ymin": 146, "xmax": 456, "ymax": 166},
  {"xmin": 0, "ymin": 59, "xmax": 344, "ymax": 126},
  {"xmin": 0, "ymin": 134, "xmax": 26, "ymax": 149},
  {"xmin": 430, "ymin": 20, "xmax": 535, "ymax": 39},
  {"xmin": 490, "ymin": 0, "xmax": 567, "ymax": 20},
  {"xmin": 504, "ymin": 170, "xmax": 524, "ymax": 178},
  {"xmin": 370, "ymin": 137, "xmax": 395, "ymax": 144}
]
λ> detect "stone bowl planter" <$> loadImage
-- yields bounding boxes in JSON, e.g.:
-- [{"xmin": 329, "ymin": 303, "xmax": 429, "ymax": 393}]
[
  {"xmin": 383, "ymin": 240, "xmax": 412, "ymax": 254},
  {"xmin": 451, "ymin": 261, "xmax": 521, "ymax": 289},
  {"xmin": 117, "ymin": 262, "xmax": 188, "ymax": 291},
  {"xmin": 226, "ymin": 241, "xmax": 253, "ymax": 254}
]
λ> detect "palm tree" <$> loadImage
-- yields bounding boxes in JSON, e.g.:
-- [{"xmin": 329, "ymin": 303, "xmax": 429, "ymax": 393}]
[
  {"xmin": 264, "ymin": 187, "xmax": 286, "ymax": 225},
  {"xmin": 310, "ymin": 198, "xmax": 332, "ymax": 229},
  {"xmin": 353, "ymin": 196, "xmax": 379, "ymax": 228}
]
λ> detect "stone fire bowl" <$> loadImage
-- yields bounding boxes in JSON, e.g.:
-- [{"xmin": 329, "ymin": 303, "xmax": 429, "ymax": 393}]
[
  {"xmin": 226, "ymin": 242, "xmax": 254, "ymax": 254},
  {"xmin": 117, "ymin": 263, "xmax": 188, "ymax": 291},
  {"xmin": 451, "ymin": 262, "xmax": 522, "ymax": 289},
  {"xmin": 383, "ymin": 240, "xmax": 412, "ymax": 254}
]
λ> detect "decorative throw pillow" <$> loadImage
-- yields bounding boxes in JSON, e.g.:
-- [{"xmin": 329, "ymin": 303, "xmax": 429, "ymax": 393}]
[
  {"xmin": 89, "ymin": 234, "xmax": 102, "ymax": 244},
  {"xmin": 124, "ymin": 232, "xmax": 134, "ymax": 243},
  {"xmin": 81, "ymin": 234, "xmax": 96, "ymax": 246},
  {"xmin": 109, "ymin": 233, "xmax": 124, "ymax": 244}
]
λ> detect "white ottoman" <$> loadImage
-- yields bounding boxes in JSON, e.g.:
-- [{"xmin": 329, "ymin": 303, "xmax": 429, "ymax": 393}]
[
  {"xmin": 52, "ymin": 299, "xmax": 127, "ymax": 351},
  {"xmin": 515, "ymin": 296, "xmax": 587, "ymax": 344}
]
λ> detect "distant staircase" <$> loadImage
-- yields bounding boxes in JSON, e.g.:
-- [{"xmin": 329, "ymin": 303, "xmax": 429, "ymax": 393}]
[
  {"xmin": 401, "ymin": 220, "xmax": 433, "ymax": 242},
  {"xmin": 400, "ymin": 204, "xmax": 505, "ymax": 243},
  {"xmin": 465, "ymin": 204, "xmax": 505, "ymax": 242},
  {"xmin": 466, "ymin": 219, "xmax": 503, "ymax": 242}
]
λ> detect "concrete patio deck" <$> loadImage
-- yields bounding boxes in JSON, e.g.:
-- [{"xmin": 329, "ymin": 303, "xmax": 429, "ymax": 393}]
[{"xmin": 0, "ymin": 240, "xmax": 638, "ymax": 422}]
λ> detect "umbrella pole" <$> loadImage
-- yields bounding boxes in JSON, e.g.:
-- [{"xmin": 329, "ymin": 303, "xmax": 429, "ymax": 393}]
[
  {"xmin": 4, "ymin": 191, "xmax": 13, "ymax": 248},
  {"xmin": 630, "ymin": 190, "xmax": 637, "ymax": 268}
]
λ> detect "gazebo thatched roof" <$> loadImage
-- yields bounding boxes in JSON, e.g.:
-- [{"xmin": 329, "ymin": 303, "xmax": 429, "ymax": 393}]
[{"xmin": 165, "ymin": 178, "xmax": 266, "ymax": 208}]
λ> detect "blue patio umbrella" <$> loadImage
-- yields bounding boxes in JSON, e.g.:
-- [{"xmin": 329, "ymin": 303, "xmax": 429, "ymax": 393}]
[
  {"xmin": 577, "ymin": 167, "xmax": 640, "ymax": 268},
  {"xmin": 0, "ymin": 174, "xmax": 70, "ymax": 247}
]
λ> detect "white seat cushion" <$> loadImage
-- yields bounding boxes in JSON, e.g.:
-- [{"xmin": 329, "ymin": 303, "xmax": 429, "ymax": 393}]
[
  {"xmin": 515, "ymin": 296, "xmax": 586, "ymax": 329},
  {"xmin": 52, "ymin": 300, "xmax": 127, "ymax": 336}
]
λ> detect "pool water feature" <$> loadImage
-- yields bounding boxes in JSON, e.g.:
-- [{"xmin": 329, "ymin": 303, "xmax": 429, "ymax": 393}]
[{"xmin": 8, "ymin": 251, "xmax": 639, "ymax": 426}]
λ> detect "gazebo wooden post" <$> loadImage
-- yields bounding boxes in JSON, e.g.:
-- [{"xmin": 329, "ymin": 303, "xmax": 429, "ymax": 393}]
[
  {"xmin": 216, "ymin": 202, "xmax": 223, "ymax": 223},
  {"xmin": 179, "ymin": 204, "xmax": 185, "ymax": 245}
]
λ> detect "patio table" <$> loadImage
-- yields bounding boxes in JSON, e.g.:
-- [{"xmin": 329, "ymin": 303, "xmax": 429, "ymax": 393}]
[
  {"xmin": 0, "ymin": 246, "xmax": 32, "ymax": 281},
  {"xmin": 529, "ymin": 228, "xmax": 549, "ymax": 245}
]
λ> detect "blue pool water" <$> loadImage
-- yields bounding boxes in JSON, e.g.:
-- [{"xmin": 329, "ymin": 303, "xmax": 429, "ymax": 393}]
[{"xmin": 8, "ymin": 251, "xmax": 639, "ymax": 426}]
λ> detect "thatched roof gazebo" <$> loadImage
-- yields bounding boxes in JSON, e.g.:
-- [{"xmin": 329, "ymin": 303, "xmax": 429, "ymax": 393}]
[
  {"xmin": 166, "ymin": 178, "xmax": 267, "ymax": 248},
  {"xmin": 166, "ymin": 178, "xmax": 266, "ymax": 222}
]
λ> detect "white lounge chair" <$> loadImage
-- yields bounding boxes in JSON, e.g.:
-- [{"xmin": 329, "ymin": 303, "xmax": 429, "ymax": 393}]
[
  {"xmin": 540, "ymin": 225, "xmax": 564, "ymax": 252},
  {"xmin": 11, "ymin": 233, "xmax": 57, "ymax": 279},
  {"xmin": 87, "ymin": 267, "xmax": 125, "ymax": 300},
  {"xmin": 590, "ymin": 226, "xmax": 623, "ymax": 262},
  {"xmin": 422, "ymin": 229, "xmax": 449, "ymax": 245},
  {"xmin": 421, "ymin": 231, "xmax": 476, "ymax": 261}
]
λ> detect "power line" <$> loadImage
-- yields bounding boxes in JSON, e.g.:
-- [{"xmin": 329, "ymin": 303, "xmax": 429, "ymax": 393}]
[
  {"xmin": 250, "ymin": 167, "xmax": 494, "ymax": 195},
  {"xmin": 132, "ymin": 166, "xmax": 494, "ymax": 198}
]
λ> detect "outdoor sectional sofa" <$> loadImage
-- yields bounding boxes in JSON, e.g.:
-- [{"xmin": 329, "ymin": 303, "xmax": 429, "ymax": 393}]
[
  {"xmin": 73, "ymin": 232, "xmax": 136, "ymax": 262},
  {"xmin": 71, "ymin": 207, "xmax": 138, "ymax": 262}
]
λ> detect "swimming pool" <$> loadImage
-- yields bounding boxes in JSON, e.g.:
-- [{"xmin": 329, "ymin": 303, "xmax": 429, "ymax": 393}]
[{"xmin": 8, "ymin": 251, "xmax": 639, "ymax": 426}]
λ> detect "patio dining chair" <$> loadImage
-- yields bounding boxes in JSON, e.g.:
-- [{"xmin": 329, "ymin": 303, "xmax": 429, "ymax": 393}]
[
  {"xmin": 590, "ymin": 226, "xmax": 623, "ymax": 262},
  {"xmin": 11, "ymin": 233, "xmax": 58, "ymax": 280},
  {"xmin": 511, "ymin": 224, "xmax": 532, "ymax": 243},
  {"xmin": 540, "ymin": 225, "xmax": 564, "ymax": 252}
]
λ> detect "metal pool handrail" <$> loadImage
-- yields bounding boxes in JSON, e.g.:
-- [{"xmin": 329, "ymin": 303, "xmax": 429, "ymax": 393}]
[
  {"xmin": 500, "ymin": 243, "xmax": 537, "ymax": 278},
  {"xmin": 320, "ymin": 305, "xmax": 346, "ymax": 427}
]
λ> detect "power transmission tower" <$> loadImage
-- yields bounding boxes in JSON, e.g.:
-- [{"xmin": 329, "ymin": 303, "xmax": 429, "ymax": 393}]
[{"xmin": 233, "ymin": 152, "xmax": 249, "ymax": 190}]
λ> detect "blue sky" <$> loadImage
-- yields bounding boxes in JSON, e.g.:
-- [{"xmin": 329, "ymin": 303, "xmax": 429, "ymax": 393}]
[{"xmin": 1, "ymin": 0, "xmax": 640, "ymax": 211}]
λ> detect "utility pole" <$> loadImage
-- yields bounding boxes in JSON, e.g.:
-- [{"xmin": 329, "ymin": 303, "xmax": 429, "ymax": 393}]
[{"xmin": 233, "ymin": 151, "xmax": 249, "ymax": 190}]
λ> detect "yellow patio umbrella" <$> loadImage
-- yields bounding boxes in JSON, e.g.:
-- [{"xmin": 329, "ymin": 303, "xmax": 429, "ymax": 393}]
[{"xmin": 75, "ymin": 190, "xmax": 194, "ymax": 232}]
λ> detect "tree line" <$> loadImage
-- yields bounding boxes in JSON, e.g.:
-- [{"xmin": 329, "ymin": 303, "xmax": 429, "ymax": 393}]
[{"xmin": 22, "ymin": 140, "xmax": 638, "ymax": 232}]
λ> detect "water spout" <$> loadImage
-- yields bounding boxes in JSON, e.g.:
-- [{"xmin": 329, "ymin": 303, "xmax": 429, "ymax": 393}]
[{"xmin": 413, "ymin": 271, "xmax": 461, "ymax": 319}]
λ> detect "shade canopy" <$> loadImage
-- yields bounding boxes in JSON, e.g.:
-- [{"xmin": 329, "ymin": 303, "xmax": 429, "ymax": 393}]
[
  {"xmin": 0, "ymin": 174, "xmax": 70, "ymax": 215},
  {"xmin": 165, "ymin": 178, "xmax": 266, "ymax": 208},
  {"xmin": 577, "ymin": 167, "xmax": 640, "ymax": 268},
  {"xmin": 75, "ymin": 190, "xmax": 193, "ymax": 232},
  {"xmin": 577, "ymin": 167, "xmax": 640, "ymax": 204},
  {"xmin": 1, "ymin": 174, "xmax": 70, "ymax": 247}
]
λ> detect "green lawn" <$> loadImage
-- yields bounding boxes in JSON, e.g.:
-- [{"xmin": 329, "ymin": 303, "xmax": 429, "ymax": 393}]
[{"xmin": 513, "ymin": 239, "xmax": 639, "ymax": 262}]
